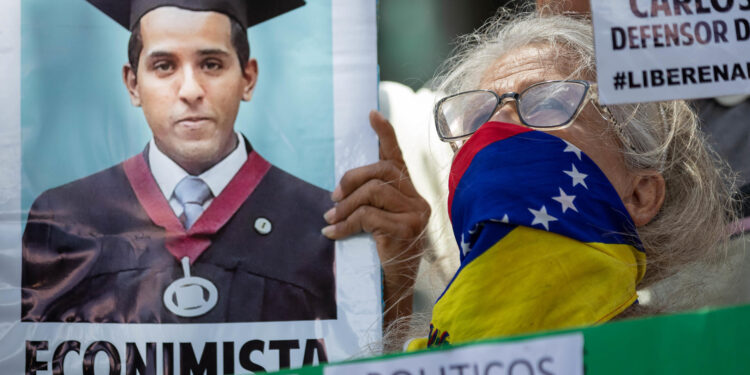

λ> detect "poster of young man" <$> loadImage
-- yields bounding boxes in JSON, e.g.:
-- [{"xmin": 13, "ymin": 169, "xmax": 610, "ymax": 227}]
[{"xmin": 0, "ymin": 0, "xmax": 382, "ymax": 373}]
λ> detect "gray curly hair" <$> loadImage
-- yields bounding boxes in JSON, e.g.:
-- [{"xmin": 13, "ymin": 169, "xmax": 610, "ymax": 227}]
[{"xmin": 434, "ymin": 11, "xmax": 736, "ymax": 288}]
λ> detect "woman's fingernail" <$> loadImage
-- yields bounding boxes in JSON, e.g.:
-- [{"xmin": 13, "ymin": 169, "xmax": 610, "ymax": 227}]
[
  {"xmin": 323, "ymin": 207, "xmax": 336, "ymax": 224},
  {"xmin": 331, "ymin": 185, "xmax": 343, "ymax": 201},
  {"xmin": 321, "ymin": 225, "xmax": 335, "ymax": 238}
]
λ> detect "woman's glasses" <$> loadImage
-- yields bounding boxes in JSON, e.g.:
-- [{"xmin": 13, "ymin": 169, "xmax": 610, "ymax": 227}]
[{"xmin": 434, "ymin": 80, "xmax": 614, "ymax": 142}]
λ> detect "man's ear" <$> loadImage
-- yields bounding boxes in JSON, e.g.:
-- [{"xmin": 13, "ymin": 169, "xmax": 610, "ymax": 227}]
[
  {"xmin": 241, "ymin": 58, "xmax": 258, "ymax": 102},
  {"xmin": 122, "ymin": 63, "xmax": 141, "ymax": 107},
  {"xmin": 622, "ymin": 172, "xmax": 666, "ymax": 227}
]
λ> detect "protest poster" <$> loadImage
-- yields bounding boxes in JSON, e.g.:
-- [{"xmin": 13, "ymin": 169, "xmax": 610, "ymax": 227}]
[
  {"xmin": 590, "ymin": 0, "xmax": 750, "ymax": 104},
  {"xmin": 326, "ymin": 334, "xmax": 583, "ymax": 375},
  {"xmin": 267, "ymin": 303, "xmax": 750, "ymax": 375},
  {"xmin": 0, "ymin": 0, "xmax": 382, "ymax": 374}
]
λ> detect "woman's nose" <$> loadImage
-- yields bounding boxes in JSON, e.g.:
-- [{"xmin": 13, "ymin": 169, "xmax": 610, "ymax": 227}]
[{"xmin": 489, "ymin": 101, "xmax": 522, "ymax": 125}]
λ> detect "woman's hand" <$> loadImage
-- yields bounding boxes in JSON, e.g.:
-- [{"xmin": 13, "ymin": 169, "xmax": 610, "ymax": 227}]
[{"xmin": 322, "ymin": 110, "xmax": 431, "ymax": 329}]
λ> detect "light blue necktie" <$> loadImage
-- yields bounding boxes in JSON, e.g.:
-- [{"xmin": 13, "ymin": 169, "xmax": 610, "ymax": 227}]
[{"xmin": 174, "ymin": 176, "xmax": 213, "ymax": 229}]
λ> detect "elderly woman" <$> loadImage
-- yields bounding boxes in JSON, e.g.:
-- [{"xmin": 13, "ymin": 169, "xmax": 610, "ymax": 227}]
[{"xmin": 407, "ymin": 12, "xmax": 734, "ymax": 349}]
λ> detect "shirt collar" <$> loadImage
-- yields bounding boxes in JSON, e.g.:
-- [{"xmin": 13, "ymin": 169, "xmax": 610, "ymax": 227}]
[{"xmin": 148, "ymin": 132, "xmax": 248, "ymax": 200}]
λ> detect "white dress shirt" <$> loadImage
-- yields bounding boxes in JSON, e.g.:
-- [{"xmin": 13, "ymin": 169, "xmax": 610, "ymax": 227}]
[{"xmin": 148, "ymin": 132, "xmax": 247, "ymax": 218}]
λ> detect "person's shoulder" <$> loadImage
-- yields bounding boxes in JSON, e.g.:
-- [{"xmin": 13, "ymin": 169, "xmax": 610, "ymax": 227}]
[
  {"xmin": 266, "ymin": 164, "xmax": 330, "ymax": 193},
  {"xmin": 30, "ymin": 161, "xmax": 130, "ymax": 212},
  {"xmin": 239, "ymin": 160, "xmax": 333, "ymax": 254},
  {"xmin": 249, "ymin": 163, "xmax": 333, "ymax": 238},
  {"xmin": 261, "ymin": 164, "xmax": 332, "ymax": 208},
  {"xmin": 227, "ymin": 161, "xmax": 335, "ymax": 304}
]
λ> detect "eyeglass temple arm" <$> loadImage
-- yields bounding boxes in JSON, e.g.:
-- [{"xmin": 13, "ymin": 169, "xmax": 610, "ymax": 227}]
[
  {"xmin": 588, "ymin": 84, "xmax": 636, "ymax": 150},
  {"xmin": 588, "ymin": 84, "xmax": 618, "ymax": 125},
  {"xmin": 449, "ymin": 141, "xmax": 461, "ymax": 152}
]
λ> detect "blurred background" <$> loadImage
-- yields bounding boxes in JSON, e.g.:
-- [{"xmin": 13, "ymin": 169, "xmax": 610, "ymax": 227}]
[{"xmin": 377, "ymin": 0, "xmax": 520, "ymax": 91}]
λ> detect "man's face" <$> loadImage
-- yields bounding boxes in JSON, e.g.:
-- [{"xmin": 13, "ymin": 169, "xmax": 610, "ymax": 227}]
[{"xmin": 124, "ymin": 7, "xmax": 257, "ymax": 174}]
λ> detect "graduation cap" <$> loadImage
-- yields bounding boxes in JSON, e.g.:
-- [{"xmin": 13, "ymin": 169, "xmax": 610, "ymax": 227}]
[{"xmin": 86, "ymin": 0, "xmax": 306, "ymax": 30}]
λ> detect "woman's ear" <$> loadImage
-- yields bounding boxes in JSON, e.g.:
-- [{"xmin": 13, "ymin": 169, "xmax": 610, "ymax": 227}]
[
  {"xmin": 122, "ymin": 64, "xmax": 141, "ymax": 107},
  {"xmin": 622, "ymin": 172, "xmax": 666, "ymax": 227}
]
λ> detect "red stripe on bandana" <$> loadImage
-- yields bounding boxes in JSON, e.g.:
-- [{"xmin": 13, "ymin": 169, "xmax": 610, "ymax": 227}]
[{"xmin": 447, "ymin": 122, "xmax": 531, "ymax": 217}]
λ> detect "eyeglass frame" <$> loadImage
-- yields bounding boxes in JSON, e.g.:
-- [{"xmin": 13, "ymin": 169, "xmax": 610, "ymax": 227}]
[{"xmin": 433, "ymin": 79, "xmax": 619, "ymax": 143}]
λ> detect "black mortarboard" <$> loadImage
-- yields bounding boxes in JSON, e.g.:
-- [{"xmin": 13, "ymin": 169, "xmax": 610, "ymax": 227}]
[{"xmin": 86, "ymin": 0, "xmax": 306, "ymax": 30}]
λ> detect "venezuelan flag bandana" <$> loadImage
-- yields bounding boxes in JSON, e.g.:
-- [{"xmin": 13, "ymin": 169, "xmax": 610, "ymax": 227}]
[{"xmin": 410, "ymin": 121, "xmax": 646, "ymax": 350}]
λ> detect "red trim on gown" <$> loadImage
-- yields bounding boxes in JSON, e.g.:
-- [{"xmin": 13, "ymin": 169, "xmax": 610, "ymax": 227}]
[{"xmin": 123, "ymin": 151, "xmax": 271, "ymax": 263}]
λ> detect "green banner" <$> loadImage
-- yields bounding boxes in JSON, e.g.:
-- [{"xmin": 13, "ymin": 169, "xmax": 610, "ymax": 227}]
[{"xmin": 265, "ymin": 303, "xmax": 750, "ymax": 374}]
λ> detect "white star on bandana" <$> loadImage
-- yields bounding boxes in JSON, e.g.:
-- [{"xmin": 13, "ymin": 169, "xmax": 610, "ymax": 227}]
[
  {"xmin": 564, "ymin": 164, "xmax": 588, "ymax": 189},
  {"xmin": 460, "ymin": 233, "xmax": 471, "ymax": 256},
  {"xmin": 529, "ymin": 205, "xmax": 557, "ymax": 231},
  {"xmin": 563, "ymin": 140, "xmax": 582, "ymax": 160},
  {"xmin": 490, "ymin": 214, "xmax": 510, "ymax": 225},
  {"xmin": 552, "ymin": 187, "xmax": 578, "ymax": 213}
]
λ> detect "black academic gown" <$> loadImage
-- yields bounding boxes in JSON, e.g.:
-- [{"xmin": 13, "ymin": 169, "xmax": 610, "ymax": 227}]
[{"xmin": 21, "ymin": 146, "xmax": 336, "ymax": 323}]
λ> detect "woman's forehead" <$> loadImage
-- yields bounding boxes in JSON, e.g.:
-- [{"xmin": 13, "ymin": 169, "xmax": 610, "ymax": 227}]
[{"xmin": 478, "ymin": 46, "xmax": 569, "ymax": 93}]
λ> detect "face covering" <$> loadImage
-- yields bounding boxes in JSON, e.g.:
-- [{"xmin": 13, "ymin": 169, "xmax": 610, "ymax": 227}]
[{"xmin": 409, "ymin": 121, "xmax": 645, "ymax": 350}]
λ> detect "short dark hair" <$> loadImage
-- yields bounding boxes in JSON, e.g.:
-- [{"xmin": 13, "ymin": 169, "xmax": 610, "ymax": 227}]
[{"xmin": 127, "ymin": 15, "xmax": 250, "ymax": 74}]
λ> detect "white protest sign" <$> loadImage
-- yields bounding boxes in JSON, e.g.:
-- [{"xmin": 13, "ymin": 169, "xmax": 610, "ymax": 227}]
[
  {"xmin": 591, "ymin": 0, "xmax": 750, "ymax": 104},
  {"xmin": 325, "ymin": 333, "xmax": 584, "ymax": 375}
]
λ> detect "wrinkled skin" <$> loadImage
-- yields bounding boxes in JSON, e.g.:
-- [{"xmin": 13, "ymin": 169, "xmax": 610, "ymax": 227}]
[
  {"xmin": 479, "ymin": 46, "xmax": 665, "ymax": 227},
  {"xmin": 322, "ymin": 111, "xmax": 431, "ymax": 328}
]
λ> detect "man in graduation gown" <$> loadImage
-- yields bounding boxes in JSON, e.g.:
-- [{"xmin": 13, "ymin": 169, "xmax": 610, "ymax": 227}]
[{"xmin": 21, "ymin": 0, "xmax": 428, "ymax": 324}]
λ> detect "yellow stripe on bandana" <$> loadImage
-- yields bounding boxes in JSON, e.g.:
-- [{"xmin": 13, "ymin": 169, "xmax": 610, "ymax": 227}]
[
  {"xmin": 408, "ymin": 122, "xmax": 649, "ymax": 351},
  {"xmin": 429, "ymin": 226, "xmax": 645, "ymax": 346}
]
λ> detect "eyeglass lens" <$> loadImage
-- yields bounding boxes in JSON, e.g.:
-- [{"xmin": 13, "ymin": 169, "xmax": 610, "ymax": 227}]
[
  {"xmin": 436, "ymin": 81, "xmax": 588, "ymax": 140},
  {"xmin": 518, "ymin": 82, "xmax": 587, "ymax": 128},
  {"xmin": 436, "ymin": 91, "xmax": 498, "ymax": 140}
]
